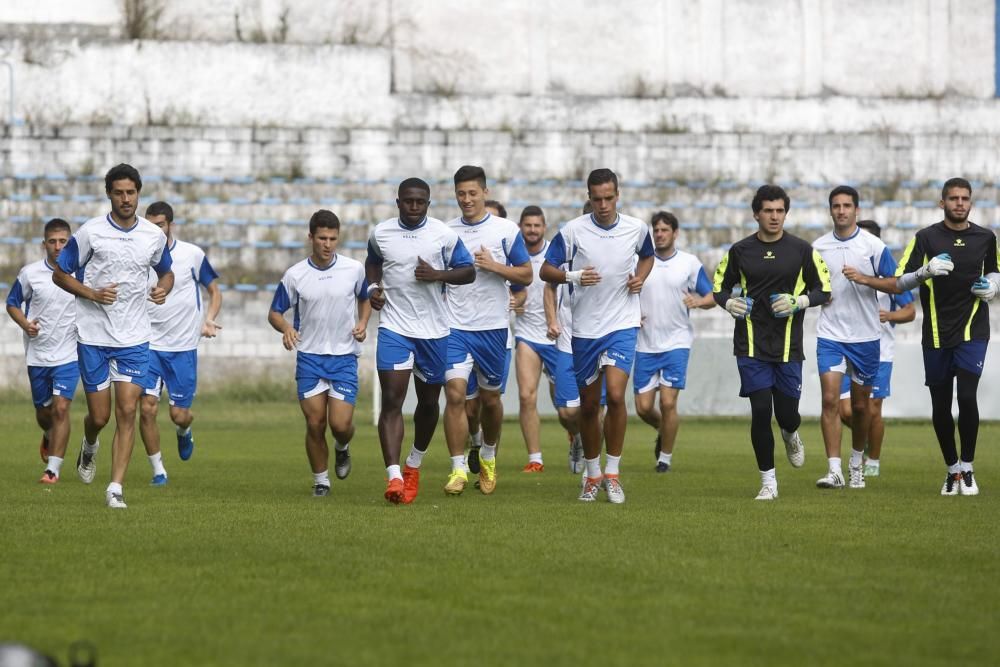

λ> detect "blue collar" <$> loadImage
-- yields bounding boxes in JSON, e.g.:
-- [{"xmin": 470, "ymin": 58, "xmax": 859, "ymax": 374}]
[
  {"xmin": 43, "ymin": 259, "xmax": 56, "ymax": 272},
  {"xmin": 461, "ymin": 212, "xmax": 491, "ymax": 226},
  {"xmin": 833, "ymin": 226, "xmax": 860, "ymax": 242},
  {"xmin": 106, "ymin": 213, "xmax": 139, "ymax": 233},
  {"xmin": 589, "ymin": 213, "xmax": 620, "ymax": 230},
  {"xmin": 398, "ymin": 216, "xmax": 428, "ymax": 231},
  {"xmin": 308, "ymin": 255, "xmax": 338, "ymax": 271},
  {"xmin": 654, "ymin": 249, "xmax": 677, "ymax": 262}
]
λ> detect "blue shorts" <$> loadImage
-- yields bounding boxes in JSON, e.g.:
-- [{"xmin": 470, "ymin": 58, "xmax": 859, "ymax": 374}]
[
  {"xmin": 571, "ymin": 328, "xmax": 638, "ymax": 387},
  {"xmin": 465, "ymin": 346, "xmax": 513, "ymax": 398},
  {"xmin": 295, "ymin": 352, "xmax": 358, "ymax": 404},
  {"xmin": 27, "ymin": 361, "xmax": 80, "ymax": 408},
  {"xmin": 923, "ymin": 340, "xmax": 988, "ymax": 386},
  {"xmin": 445, "ymin": 328, "xmax": 511, "ymax": 392},
  {"xmin": 817, "ymin": 338, "xmax": 879, "ymax": 385},
  {"xmin": 736, "ymin": 356, "xmax": 803, "ymax": 398},
  {"xmin": 553, "ymin": 350, "xmax": 582, "ymax": 408},
  {"xmin": 78, "ymin": 342, "xmax": 149, "ymax": 393},
  {"xmin": 376, "ymin": 328, "xmax": 447, "ymax": 385},
  {"xmin": 839, "ymin": 361, "xmax": 892, "ymax": 400},
  {"xmin": 139, "ymin": 349, "xmax": 198, "ymax": 408},
  {"xmin": 633, "ymin": 349, "xmax": 691, "ymax": 393}
]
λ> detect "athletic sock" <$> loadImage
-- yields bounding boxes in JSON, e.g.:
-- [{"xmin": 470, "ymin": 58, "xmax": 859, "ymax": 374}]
[
  {"xmin": 604, "ymin": 454, "xmax": 621, "ymax": 476},
  {"xmin": 148, "ymin": 452, "xmax": 167, "ymax": 477},
  {"xmin": 176, "ymin": 425, "xmax": 191, "ymax": 437},
  {"xmin": 947, "ymin": 462, "xmax": 961, "ymax": 475},
  {"xmin": 313, "ymin": 470, "xmax": 330, "ymax": 487},
  {"xmin": 106, "ymin": 481, "xmax": 123, "ymax": 496},
  {"xmin": 481, "ymin": 443, "xmax": 497, "ymax": 461},
  {"xmin": 386, "ymin": 464, "xmax": 402, "ymax": 481},
  {"xmin": 334, "ymin": 441, "xmax": 349, "ymax": 452},
  {"xmin": 828, "ymin": 457, "xmax": 842, "ymax": 475},
  {"xmin": 528, "ymin": 452, "xmax": 543, "ymax": 464},
  {"xmin": 83, "ymin": 438, "xmax": 99, "ymax": 455},
  {"xmin": 959, "ymin": 460, "xmax": 974, "ymax": 473},
  {"xmin": 866, "ymin": 458, "xmax": 880, "ymax": 469},
  {"xmin": 585, "ymin": 456, "xmax": 601, "ymax": 479},
  {"xmin": 760, "ymin": 468, "xmax": 777, "ymax": 488},
  {"xmin": 47, "ymin": 456, "xmax": 64, "ymax": 476},
  {"xmin": 849, "ymin": 449, "xmax": 864, "ymax": 468},
  {"xmin": 658, "ymin": 452, "xmax": 673, "ymax": 466},
  {"xmin": 450, "ymin": 455, "xmax": 466, "ymax": 472},
  {"xmin": 405, "ymin": 446, "xmax": 426, "ymax": 469},
  {"xmin": 471, "ymin": 429, "xmax": 484, "ymax": 448}
]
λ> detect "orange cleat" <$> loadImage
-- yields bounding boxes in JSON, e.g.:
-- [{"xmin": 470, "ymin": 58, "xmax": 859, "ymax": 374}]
[
  {"xmin": 521, "ymin": 462, "xmax": 544, "ymax": 473},
  {"xmin": 384, "ymin": 477, "xmax": 404, "ymax": 504},
  {"xmin": 40, "ymin": 435, "xmax": 49, "ymax": 463},
  {"xmin": 39, "ymin": 470, "xmax": 58, "ymax": 485},
  {"xmin": 403, "ymin": 465, "xmax": 420, "ymax": 504}
]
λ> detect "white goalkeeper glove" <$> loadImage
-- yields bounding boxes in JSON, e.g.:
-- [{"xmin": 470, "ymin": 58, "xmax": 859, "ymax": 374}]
[
  {"xmin": 971, "ymin": 275, "xmax": 1000, "ymax": 302},
  {"xmin": 915, "ymin": 253, "xmax": 953, "ymax": 282},
  {"xmin": 770, "ymin": 293, "xmax": 810, "ymax": 318},
  {"xmin": 725, "ymin": 296, "xmax": 754, "ymax": 320}
]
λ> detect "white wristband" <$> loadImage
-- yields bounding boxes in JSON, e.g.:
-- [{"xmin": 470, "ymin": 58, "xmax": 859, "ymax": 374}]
[
  {"xmin": 565, "ymin": 270, "xmax": 584, "ymax": 285},
  {"xmin": 366, "ymin": 283, "xmax": 382, "ymax": 297}
]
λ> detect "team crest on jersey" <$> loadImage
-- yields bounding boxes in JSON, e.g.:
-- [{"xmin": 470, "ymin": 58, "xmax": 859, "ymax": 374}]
[
  {"xmin": 954, "ymin": 239, "xmax": 966, "ymax": 247},
  {"xmin": 764, "ymin": 251, "xmax": 775, "ymax": 260}
]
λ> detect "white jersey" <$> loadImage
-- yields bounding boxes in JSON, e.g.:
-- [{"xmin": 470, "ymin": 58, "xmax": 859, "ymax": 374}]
[
  {"xmin": 270, "ymin": 255, "xmax": 367, "ymax": 356},
  {"xmin": 544, "ymin": 213, "xmax": 654, "ymax": 339},
  {"xmin": 556, "ymin": 283, "xmax": 573, "ymax": 353},
  {"xmin": 512, "ymin": 241, "xmax": 553, "ymax": 345},
  {"xmin": 445, "ymin": 214, "xmax": 530, "ymax": 331},
  {"xmin": 879, "ymin": 289, "xmax": 915, "ymax": 362},
  {"xmin": 367, "ymin": 216, "xmax": 473, "ymax": 339},
  {"xmin": 6, "ymin": 260, "xmax": 77, "ymax": 366},
  {"xmin": 56, "ymin": 214, "xmax": 171, "ymax": 348},
  {"xmin": 637, "ymin": 250, "xmax": 713, "ymax": 353},
  {"xmin": 147, "ymin": 239, "xmax": 218, "ymax": 352},
  {"xmin": 814, "ymin": 228, "xmax": 898, "ymax": 343}
]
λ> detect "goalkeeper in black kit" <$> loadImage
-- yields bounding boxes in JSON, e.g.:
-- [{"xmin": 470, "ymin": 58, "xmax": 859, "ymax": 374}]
[{"xmin": 713, "ymin": 185, "xmax": 832, "ymax": 501}]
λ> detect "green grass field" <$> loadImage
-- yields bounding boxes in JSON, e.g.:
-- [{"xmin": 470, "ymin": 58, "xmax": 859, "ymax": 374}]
[{"xmin": 2, "ymin": 392, "xmax": 998, "ymax": 666}]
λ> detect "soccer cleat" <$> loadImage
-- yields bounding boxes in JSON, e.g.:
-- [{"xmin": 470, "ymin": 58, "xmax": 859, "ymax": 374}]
[
  {"xmin": 655, "ymin": 461, "xmax": 671, "ymax": 473},
  {"xmin": 780, "ymin": 429, "xmax": 805, "ymax": 468},
  {"xmin": 941, "ymin": 472, "xmax": 960, "ymax": 496},
  {"xmin": 106, "ymin": 491, "xmax": 127, "ymax": 509},
  {"xmin": 76, "ymin": 438, "xmax": 98, "ymax": 485},
  {"xmin": 568, "ymin": 434, "xmax": 584, "ymax": 474},
  {"xmin": 384, "ymin": 478, "xmax": 405, "ymax": 504},
  {"xmin": 816, "ymin": 470, "xmax": 845, "ymax": 489},
  {"xmin": 603, "ymin": 475, "xmax": 625, "ymax": 504},
  {"xmin": 848, "ymin": 464, "xmax": 865, "ymax": 489},
  {"xmin": 479, "ymin": 457, "xmax": 497, "ymax": 495},
  {"xmin": 39, "ymin": 470, "xmax": 58, "ymax": 485},
  {"xmin": 402, "ymin": 465, "xmax": 420, "ymax": 504},
  {"xmin": 40, "ymin": 434, "xmax": 50, "ymax": 463},
  {"xmin": 150, "ymin": 474, "xmax": 168, "ymax": 487},
  {"xmin": 522, "ymin": 461, "xmax": 544, "ymax": 473},
  {"xmin": 444, "ymin": 468, "xmax": 468, "ymax": 495},
  {"xmin": 653, "ymin": 434, "xmax": 662, "ymax": 460},
  {"xmin": 177, "ymin": 430, "xmax": 194, "ymax": 461},
  {"xmin": 755, "ymin": 485, "xmax": 778, "ymax": 501},
  {"xmin": 312, "ymin": 484, "xmax": 330, "ymax": 497},
  {"xmin": 959, "ymin": 470, "xmax": 979, "ymax": 496},
  {"xmin": 334, "ymin": 447, "xmax": 351, "ymax": 479},
  {"xmin": 864, "ymin": 463, "xmax": 880, "ymax": 478},
  {"xmin": 467, "ymin": 446, "xmax": 481, "ymax": 475},
  {"xmin": 578, "ymin": 476, "xmax": 602, "ymax": 502}
]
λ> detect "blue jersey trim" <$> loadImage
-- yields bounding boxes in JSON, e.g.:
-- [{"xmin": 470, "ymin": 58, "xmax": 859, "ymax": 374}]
[
  {"xmin": 695, "ymin": 266, "xmax": 713, "ymax": 296},
  {"xmin": 832, "ymin": 227, "xmax": 862, "ymax": 242},
  {"xmin": 397, "ymin": 216, "xmax": 428, "ymax": 231},
  {"xmin": 506, "ymin": 233, "xmax": 530, "ymax": 266},
  {"xmin": 105, "ymin": 213, "xmax": 139, "ymax": 233},
  {"xmin": 153, "ymin": 243, "xmax": 173, "ymax": 276},
  {"xmin": 6, "ymin": 279, "xmax": 24, "ymax": 308},
  {"xmin": 637, "ymin": 231, "xmax": 655, "ymax": 258},
  {"xmin": 449, "ymin": 238, "xmax": 474, "ymax": 268},
  {"xmin": 544, "ymin": 232, "xmax": 567, "ymax": 268},
  {"xmin": 588, "ymin": 213, "xmax": 620, "ymax": 231},
  {"xmin": 307, "ymin": 255, "xmax": 339, "ymax": 271},
  {"xmin": 198, "ymin": 257, "xmax": 218, "ymax": 286},
  {"xmin": 57, "ymin": 237, "xmax": 81, "ymax": 274},
  {"xmin": 270, "ymin": 282, "xmax": 291, "ymax": 313}
]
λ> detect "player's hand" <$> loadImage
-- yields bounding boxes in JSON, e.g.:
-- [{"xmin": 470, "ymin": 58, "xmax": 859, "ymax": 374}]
[
  {"xmin": 509, "ymin": 295, "xmax": 525, "ymax": 315},
  {"xmin": 682, "ymin": 293, "xmax": 699, "ymax": 308},
  {"xmin": 282, "ymin": 328, "xmax": 299, "ymax": 351},
  {"xmin": 971, "ymin": 276, "xmax": 999, "ymax": 301},
  {"xmin": 25, "ymin": 318, "xmax": 41, "ymax": 337},
  {"xmin": 770, "ymin": 293, "xmax": 810, "ymax": 318},
  {"xmin": 201, "ymin": 319, "xmax": 222, "ymax": 338},
  {"xmin": 916, "ymin": 253, "xmax": 953, "ymax": 281},
  {"xmin": 566, "ymin": 266, "xmax": 601, "ymax": 286},
  {"xmin": 842, "ymin": 265, "xmax": 867, "ymax": 285},
  {"xmin": 546, "ymin": 320, "xmax": 561, "ymax": 340},
  {"xmin": 879, "ymin": 309, "xmax": 891, "ymax": 323},
  {"xmin": 352, "ymin": 322, "xmax": 367, "ymax": 342},
  {"xmin": 474, "ymin": 245, "xmax": 500, "ymax": 273},
  {"xmin": 148, "ymin": 285, "xmax": 168, "ymax": 305},
  {"xmin": 725, "ymin": 296, "xmax": 753, "ymax": 320},
  {"xmin": 369, "ymin": 286, "xmax": 385, "ymax": 310},
  {"xmin": 414, "ymin": 257, "xmax": 440, "ymax": 282},
  {"xmin": 626, "ymin": 273, "xmax": 644, "ymax": 294},
  {"xmin": 92, "ymin": 283, "xmax": 118, "ymax": 305}
]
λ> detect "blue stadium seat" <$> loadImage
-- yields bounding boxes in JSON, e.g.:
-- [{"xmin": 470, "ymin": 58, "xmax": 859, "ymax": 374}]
[
  {"xmin": 200, "ymin": 176, "xmax": 225, "ymax": 184},
  {"xmin": 259, "ymin": 197, "xmax": 283, "ymax": 206},
  {"xmin": 654, "ymin": 180, "xmax": 679, "ymax": 189},
  {"xmin": 218, "ymin": 240, "xmax": 242, "ymax": 249},
  {"xmin": 44, "ymin": 173, "xmax": 68, "ymax": 182},
  {"xmin": 717, "ymin": 180, "xmax": 740, "ymax": 190},
  {"xmin": 72, "ymin": 194, "xmax": 98, "ymax": 203},
  {"xmin": 264, "ymin": 283, "xmax": 280, "ymax": 292},
  {"xmin": 322, "ymin": 177, "xmax": 346, "ymax": 185},
  {"xmin": 879, "ymin": 201, "xmax": 904, "ymax": 208},
  {"xmin": 198, "ymin": 196, "xmax": 221, "ymax": 205},
  {"xmin": 254, "ymin": 218, "xmax": 278, "ymax": 227},
  {"xmin": 694, "ymin": 202, "xmax": 718, "ymax": 210},
  {"xmin": 195, "ymin": 218, "xmax": 216, "ymax": 226},
  {"xmin": 0, "ymin": 282, "xmax": 8, "ymax": 291},
  {"xmin": 10, "ymin": 215, "xmax": 32, "ymax": 224},
  {"xmin": 680, "ymin": 222, "xmax": 701, "ymax": 231},
  {"xmin": 169, "ymin": 175, "xmax": 194, "ymax": 184},
  {"xmin": 1, "ymin": 237, "xmax": 26, "ymax": 245},
  {"xmin": 285, "ymin": 219, "xmax": 307, "ymax": 227},
  {"xmin": 292, "ymin": 177, "xmax": 317, "ymax": 185},
  {"xmin": 216, "ymin": 283, "xmax": 230, "ymax": 291},
  {"xmin": 14, "ymin": 173, "xmax": 37, "ymax": 181},
  {"xmin": 320, "ymin": 198, "xmax": 345, "ymax": 206},
  {"xmin": 10, "ymin": 193, "xmax": 32, "ymax": 202},
  {"xmin": 269, "ymin": 176, "xmax": 288, "ymax": 185},
  {"xmin": 288, "ymin": 197, "xmax": 315, "ymax": 206},
  {"xmin": 144, "ymin": 175, "xmax": 163, "ymax": 184},
  {"xmin": 346, "ymin": 219, "xmax": 368, "ymax": 227},
  {"xmin": 858, "ymin": 200, "xmax": 874, "ymax": 209},
  {"xmin": 72, "ymin": 216, "xmax": 88, "ymax": 224},
  {"xmin": 900, "ymin": 180, "xmax": 923, "ymax": 189},
  {"xmin": 253, "ymin": 241, "xmax": 275, "ymax": 249},
  {"xmin": 913, "ymin": 201, "xmax": 936, "ymax": 209},
  {"xmin": 228, "ymin": 175, "xmax": 255, "ymax": 185},
  {"xmin": 279, "ymin": 240, "xmax": 305, "ymax": 249},
  {"xmin": 224, "ymin": 218, "xmax": 249, "ymax": 227},
  {"xmin": 343, "ymin": 240, "xmax": 367, "ymax": 250}
]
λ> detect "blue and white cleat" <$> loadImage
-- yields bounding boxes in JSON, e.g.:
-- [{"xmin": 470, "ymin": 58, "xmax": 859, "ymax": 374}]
[
  {"xmin": 177, "ymin": 431, "xmax": 194, "ymax": 461},
  {"xmin": 150, "ymin": 473, "xmax": 168, "ymax": 487}
]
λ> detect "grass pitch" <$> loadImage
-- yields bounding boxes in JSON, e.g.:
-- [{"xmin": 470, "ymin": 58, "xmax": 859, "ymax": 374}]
[{"xmin": 1, "ymin": 393, "xmax": 997, "ymax": 666}]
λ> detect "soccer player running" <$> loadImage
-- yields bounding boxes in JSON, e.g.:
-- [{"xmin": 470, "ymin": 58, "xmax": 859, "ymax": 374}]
[
  {"xmin": 138, "ymin": 201, "xmax": 222, "ymax": 486},
  {"xmin": 367, "ymin": 178, "xmax": 475, "ymax": 504},
  {"xmin": 269, "ymin": 210, "xmax": 370, "ymax": 497},
  {"xmin": 837, "ymin": 219, "xmax": 915, "ymax": 478},
  {"xmin": 845, "ymin": 177, "xmax": 999, "ymax": 496},
  {"xmin": 634, "ymin": 211, "xmax": 715, "ymax": 474},
  {"xmin": 6, "ymin": 219, "xmax": 80, "ymax": 484},
  {"xmin": 512, "ymin": 205, "xmax": 581, "ymax": 472},
  {"xmin": 541, "ymin": 168, "xmax": 654, "ymax": 504},
  {"xmin": 52, "ymin": 164, "xmax": 174, "ymax": 509},
  {"xmin": 713, "ymin": 184, "xmax": 831, "ymax": 501},
  {"xmin": 442, "ymin": 165, "xmax": 532, "ymax": 495}
]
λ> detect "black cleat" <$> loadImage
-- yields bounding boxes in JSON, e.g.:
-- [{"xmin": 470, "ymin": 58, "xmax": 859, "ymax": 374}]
[
  {"xmin": 468, "ymin": 446, "xmax": 481, "ymax": 475},
  {"xmin": 334, "ymin": 448, "xmax": 351, "ymax": 480},
  {"xmin": 653, "ymin": 434, "xmax": 662, "ymax": 460},
  {"xmin": 312, "ymin": 484, "xmax": 331, "ymax": 497},
  {"xmin": 655, "ymin": 461, "xmax": 671, "ymax": 473}
]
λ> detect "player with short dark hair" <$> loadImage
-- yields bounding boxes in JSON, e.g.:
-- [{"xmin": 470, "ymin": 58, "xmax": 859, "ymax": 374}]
[{"xmin": 713, "ymin": 184, "xmax": 831, "ymax": 500}]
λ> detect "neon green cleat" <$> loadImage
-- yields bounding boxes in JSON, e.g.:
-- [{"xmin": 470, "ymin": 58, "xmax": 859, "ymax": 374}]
[
  {"xmin": 479, "ymin": 456, "xmax": 497, "ymax": 495},
  {"xmin": 444, "ymin": 468, "xmax": 468, "ymax": 495}
]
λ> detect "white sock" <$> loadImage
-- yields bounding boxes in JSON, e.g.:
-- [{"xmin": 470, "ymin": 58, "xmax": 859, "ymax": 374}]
[
  {"xmin": 960, "ymin": 461, "xmax": 974, "ymax": 473},
  {"xmin": 866, "ymin": 458, "xmax": 880, "ymax": 468},
  {"xmin": 313, "ymin": 470, "xmax": 330, "ymax": 486},
  {"xmin": 658, "ymin": 452, "xmax": 673, "ymax": 465},
  {"xmin": 48, "ymin": 456, "xmax": 64, "ymax": 476},
  {"xmin": 148, "ymin": 452, "xmax": 167, "ymax": 477},
  {"xmin": 828, "ymin": 457, "xmax": 842, "ymax": 474},
  {"xmin": 386, "ymin": 464, "xmax": 402, "ymax": 481},
  {"xmin": 849, "ymin": 449, "xmax": 864, "ymax": 468},
  {"xmin": 334, "ymin": 441, "xmax": 349, "ymax": 452},
  {"xmin": 947, "ymin": 462, "xmax": 961, "ymax": 475},
  {"xmin": 760, "ymin": 468, "xmax": 777, "ymax": 488},
  {"xmin": 83, "ymin": 438, "xmax": 99, "ymax": 455},
  {"xmin": 176, "ymin": 425, "xmax": 191, "ymax": 436},
  {"xmin": 481, "ymin": 443, "xmax": 497, "ymax": 461},
  {"xmin": 106, "ymin": 481, "xmax": 123, "ymax": 496},
  {"xmin": 604, "ymin": 454, "xmax": 621, "ymax": 476},
  {"xmin": 450, "ymin": 455, "xmax": 466, "ymax": 472},
  {"xmin": 405, "ymin": 446, "xmax": 426, "ymax": 469},
  {"xmin": 585, "ymin": 456, "xmax": 601, "ymax": 479},
  {"xmin": 528, "ymin": 452, "xmax": 543, "ymax": 464},
  {"xmin": 471, "ymin": 429, "xmax": 483, "ymax": 448}
]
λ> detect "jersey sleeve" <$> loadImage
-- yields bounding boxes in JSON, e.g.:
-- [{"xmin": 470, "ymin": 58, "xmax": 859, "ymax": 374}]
[
  {"xmin": 636, "ymin": 226, "xmax": 654, "ymax": 258},
  {"xmin": 270, "ymin": 272, "xmax": 296, "ymax": 314},
  {"xmin": 152, "ymin": 237, "xmax": 173, "ymax": 276},
  {"xmin": 355, "ymin": 264, "xmax": 369, "ymax": 300},
  {"xmin": 984, "ymin": 235, "xmax": 1000, "ymax": 275},
  {"xmin": 801, "ymin": 248, "xmax": 832, "ymax": 306},
  {"xmin": 544, "ymin": 232, "xmax": 567, "ymax": 268},
  {"xmin": 692, "ymin": 264, "xmax": 713, "ymax": 296},
  {"xmin": 505, "ymin": 232, "xmax": 530, "ymax": 266},
  {"xmin": 712, "ymin": 247, "xmax": 741, "ymax": 307},
  {"xmin": 894, "ymin": 289, "xmax": 915, "ymax": 307},
  {"xmin": 197, "ymin": 253, "xmax": 219, "ymax": 286},
  {"xmin": 5, "ymin": 272, "xmax": 28, "ymax": 309},
  {"xmin": 875, "ymin": 244, "xmax": 898, "ymax": 278},
  {"xmin": 447, "ymin": 236, "xmax": 474, "ymax": 269},
  {"xmin": 57, "ymin": 227, "xmax": 90, "ymax": 274},
  {"xmin": 366, "ymin": 228, "xmax": 384, "ymax": 266},
  {"xmin": 896, "ymin": 234, "xmax": 926, "ymax": 276}
]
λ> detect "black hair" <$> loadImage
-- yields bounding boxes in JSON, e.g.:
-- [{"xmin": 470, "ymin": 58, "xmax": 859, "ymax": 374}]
[
  {"xmin": 145, "ymin": 201, "xmax": 174, "ymax": 222},
  {"xmin": 520, "ymin": 205, "xmax": 545, "ymax": 223},
  {"xmin": 586, "ymin": 168, "xmax": 618, "ymax": 194},
  {"xmin": 485, "ymin": 200, "xmax": 507, "ymax": 218},
  {"xmin": 309, "ymin": 209, "xmax": 341, "ymax": 235},
  {"xmin": 941, "ymin": 177, "xmax": 972, "ymax": 199},
  {"xmin": 454, "ymin": 165, "xmax": 487, "ymax": 189},
  {"xmin": 751, "ymin": 185, "xmax": 790, "ymax": 214},
  {"xmin": 582, "ymin": 200, "xmax": 593, "ymax": 214},
  {"xmin": 43, "ymin": 218, "xmax": 71, "ymax": 236},
  {"xmin": 857, "ymin": 219, "xmax": 881, "ymax": 238},
  {"xmin": 398, "ymin": 177, "xmax": 430, "ymax": 196},
  {"xmin": 828, "ymin": 185, "xmax": 859, "ymax": 207},
  {"xmin": 104, "ymin": 163, "xmax": 142, "ymax": 193},
  {"xmin": 651, "ymin": 211, "xmax": 678, "ymax": 231}
]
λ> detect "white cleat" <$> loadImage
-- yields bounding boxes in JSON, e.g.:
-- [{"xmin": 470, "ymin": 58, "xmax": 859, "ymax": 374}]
[
  {"xmin": 959, "ymin": 471, "xmax": 980, "ymax": 496},
  {"xmin": 755, "ymin": 485, "xmax": 778, "ymax": 501},
  {"xmin": 76, "ymin": 438, "xmax": 99, "ymax": 485},
  {"xmin": 106, "ymin": 491, "xmax": 127, "ymax": 509},
  {"xmin": 603, "ymin": 476, "xmax": 626, "ymax": 504},
  {"xmin": 780, "ymin": 429, "xmax": 805, "ymax": 468},
  {"xmin": 578, "ymin": 476, "xmax": 601, "ymax": 502},
  {"xmin": 941, "ymin": 472, "xmax": 960, "ymax": 496},
  {"xmin": 816, "ymin": 470, "xmax": 845, "ymax": 489},
  {"xmin": 848, "ymin": 464, "xmax": 866, "ymax": 489}
]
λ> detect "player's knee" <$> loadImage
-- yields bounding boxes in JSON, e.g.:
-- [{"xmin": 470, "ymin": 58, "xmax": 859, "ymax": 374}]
[
  {"xmin": 140, "ymin": 400, "xmax": 159, "ymax": 421},
  {"xmin": 169, "ymin": 406, "xmax": 192, "ymax": 428}
]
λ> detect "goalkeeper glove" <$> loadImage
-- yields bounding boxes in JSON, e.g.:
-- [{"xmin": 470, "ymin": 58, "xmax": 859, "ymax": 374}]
[
  {"xmin": 770, "ymin": 293, "xmax": 810, "ymax": 318},
  {"xmin": 914, "ymin": 253, "xmax": 953, "ymax": 281},
  {"xmin": 971, "ymin": 276, "xmax": 1000, "ymax": 301},
  {"xmin": 725, "ymin": 296, "xmax": 754, "ymax": 319}
]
